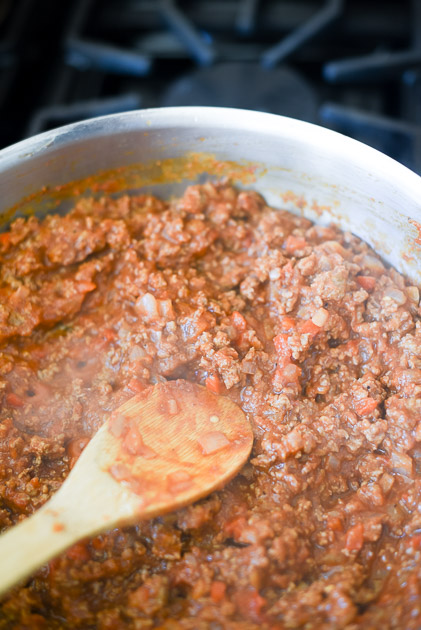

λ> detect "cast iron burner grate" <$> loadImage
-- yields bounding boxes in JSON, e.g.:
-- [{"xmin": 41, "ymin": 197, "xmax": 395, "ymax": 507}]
[{"xmin": 2, "ymin": 0, "xmax": 421, "ymax": 173}]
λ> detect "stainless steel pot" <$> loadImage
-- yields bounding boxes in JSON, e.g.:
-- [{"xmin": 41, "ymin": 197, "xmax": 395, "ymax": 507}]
[{"xmin": 0, "ymin": 106, "xmax": 420, "ymax": 283}]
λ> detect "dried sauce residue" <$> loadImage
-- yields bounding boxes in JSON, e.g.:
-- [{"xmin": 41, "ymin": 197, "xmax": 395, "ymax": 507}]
[
  {"xmin": 1, "ymin": 152, "xmax": 260, "ymax": 228},
  {"xmin": 409, "ymin": 218, "xmax": 421, "ymax": 246}
]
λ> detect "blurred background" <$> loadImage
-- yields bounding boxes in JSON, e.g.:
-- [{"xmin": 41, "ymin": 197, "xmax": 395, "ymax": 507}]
[{"xmin": 0, "ymin": 0, "xmax": 420, "ymax": 172}]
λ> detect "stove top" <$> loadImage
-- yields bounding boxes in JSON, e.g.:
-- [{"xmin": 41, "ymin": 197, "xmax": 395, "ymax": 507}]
[{"xmin": 2, "ymin": 0, "xmax": 420, "ymax": 173}]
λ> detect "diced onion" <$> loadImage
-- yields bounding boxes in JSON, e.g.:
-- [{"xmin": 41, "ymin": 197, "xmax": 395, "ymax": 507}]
[
  {"xmin": 407, "ymin": 286, "xmax": 420, "ymax": 304},
  {"xmin": 384, "ymin": 287, "xmax": 406, "ymax": 305},
  {"xmin": 198, "ymin": 431, "xmax": 230, "ymax": 455},
  {"xmin": 311, "ymin": 307, "xmax": 329, "ymax": 328},
  {"xmin": 136, "ymin": 293, "xmax": 159, "ymax": 318},
  {"xmin": 166, "ymin": 470, "xmax": 193, "ymax": 493},
  {"xmin": 269, "ymin": 268, "xmax": 281, "ymax": 281},
  {"xmin": 321, "ymin": 241, "xmax": 347, "ymax": 257},
  {"xmin": 281, "ymin": 363, "xmax": 302, "ymax": 383},
  {"xmin": 390, "ymin": 450, "xmax": 413, "ymax": 477},
  {"xmin": 241, "ymin": 361, "xmax": 257, "ymax": 374},
  {"xmin": 158, "ymin": 299, "xmax": 175, "ymax": 319},
  {"xmin": 129, "ymin": 345, "xmax": 146, "ymax": 361},
  {"xmin": 362, "ymin": 255, "xmax": 385, "ymax": 274}
]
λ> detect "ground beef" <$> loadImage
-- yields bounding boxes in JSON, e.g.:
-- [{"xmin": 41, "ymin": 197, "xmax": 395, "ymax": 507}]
[{"xmin": 0, "ymin": 181, "xmax": 420, "ymax": 629}]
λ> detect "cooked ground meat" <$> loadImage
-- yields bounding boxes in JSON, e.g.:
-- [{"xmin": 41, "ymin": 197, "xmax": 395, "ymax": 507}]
[{"xmin": 0, "ymin": 181, "xmax": 420, "ymax": 630}]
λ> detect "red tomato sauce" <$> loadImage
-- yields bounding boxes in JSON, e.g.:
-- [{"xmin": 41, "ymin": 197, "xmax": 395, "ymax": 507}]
[{"xmin": 0, "ymin": 182, "xmax": 420, "ymax": 629}]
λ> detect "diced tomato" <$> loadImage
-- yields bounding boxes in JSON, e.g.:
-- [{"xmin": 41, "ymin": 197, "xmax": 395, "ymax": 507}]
[
  {"xmin": 127, "ymin": 378, "xmax": 146, "ymax": 393},
  {"xmin": 408, "ymin": 534, "xmax": 421, "ymax": 550},
  {"xmin": 102, "ymin": 327, "xmax": 116, "ymax": 342},
  {"xmin": 123, "ymin": 424, "xmax": 144, "ymax": 456},
  {"xmin": 345, "ymin": 339, "xmax": 359, "ymax": 356},
  {"xmin": 0, "ymin": 232, "xmax": 11, "ymax": 247},
  {"xmin": 4, "ymin": 489, "xmax": 29, "ymax": 512},
  {"xmin": 6, "ymin": 392, "xmax": 24, "ymax": 408},
  {"xmin": 355, "ymin": 397, "xmax": 378, "ymax": 416},
  {"xmin": 345, "ymin": 522, "xmax": 364, "ymax": 552},
  {"xmin": 67, "ymin": 437, "xmax": 89, "ymax": 460},
  {"xmin": 234, "ymin": 587, "xmax": 266, "ymax": 623},
  {"xmin": 326, "ymin": 516, "xmax": 343, "ymax": 532},
  {"xmin": 300, "ymin": 319, "xmax": 321, "ymax": 338},
  {"xmin": 210, "ymin": 581, "xmax": 226, "ymax": 603},
  {"xmin": 356, "ymin": 276, "xmax": 376, "ymax": 291},
  {"xmin": 236, "ymin": 332, "xmax": 248, "ymax": 347},
  {"xmin": 273, "ymin": 363, "xmax": 302, "ymax": 390},
  {"xmin": 109, "ymin": 463, "xmax": 131, "ymax": 483},
  {"xmin": 273, "ymin": 333, "xmax": 292, "ymax": 368},
  {"xmin": 93, "ymin": 327, "xmax": 116, "ymax": 351},
  {"xmin": 78, "ymin": 281, "xmax": 97, "ymax": 293},
  {"xmin": 91, "ymin": 535, "xmax": 107, "ymax": 551},
  {"xmin": 225, "ymin": 516, "xmax": 247, "ymax": 539},
  {"xmin": 284, "ymin": 235, "xmax": 307, "ymax": 254},
  {"xmin": 182, "ymin": 312, "xmax": 214, "ymax": 340},
  {"xmin": 122, "ymin": 422, "xmax": 156, "ymax": 459},
  {"xmin": 27, "ymin": 476, "xmax": 40, "ymax": 490},
  {"xmin": 108, "ymin": 414, "xmax": 127, "ymax": 438},
  {"xmin": 231, "ymin": 311, "xmax": 247, "ymax": 333},
  {"xmin": 66, "ymin": 542, "xmax": 90, "ymax": 563},
  {"xmin": 280, "ymin": 316, "xmax": 296, "ymax": 331},
  {"xmin": 205, "ymin": 374, "xmax": 224, "ymax": 394}
]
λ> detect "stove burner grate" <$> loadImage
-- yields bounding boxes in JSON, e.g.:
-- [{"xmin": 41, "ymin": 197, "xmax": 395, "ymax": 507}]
[{"xmin": 0, "ymin": 0, "xmax": 419, "ymax": 173}]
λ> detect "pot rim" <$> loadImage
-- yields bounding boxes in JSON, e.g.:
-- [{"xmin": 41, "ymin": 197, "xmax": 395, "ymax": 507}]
[{"xmin": 0, "ymin": 106, "xmax": 420, "ymax": 198}]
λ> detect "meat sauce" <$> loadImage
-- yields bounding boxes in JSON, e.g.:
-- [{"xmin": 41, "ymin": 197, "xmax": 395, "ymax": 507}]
[{"xmin": 0, "ymin": 182, "xmax": 420, "ymax": 629}]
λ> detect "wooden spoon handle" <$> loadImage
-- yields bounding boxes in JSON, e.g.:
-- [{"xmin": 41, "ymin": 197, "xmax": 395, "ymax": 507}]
[
  {"xmin": 0, "ymin": 503, "xmax": 84, "ymax": 598},
  {"xmin": 0, "ymin": 430, "xmax": 138, "ymax": 599}
]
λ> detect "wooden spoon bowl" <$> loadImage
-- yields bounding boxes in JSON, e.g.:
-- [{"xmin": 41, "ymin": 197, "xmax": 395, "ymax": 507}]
[{"xmin": 0, "ymin": 380, "xmax": 253, "ymax": 598}]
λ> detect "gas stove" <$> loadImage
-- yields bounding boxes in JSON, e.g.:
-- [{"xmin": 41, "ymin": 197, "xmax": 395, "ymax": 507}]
[{"xmin": 2, "ymin": 0, "xmax": 420, "ymax": 173}]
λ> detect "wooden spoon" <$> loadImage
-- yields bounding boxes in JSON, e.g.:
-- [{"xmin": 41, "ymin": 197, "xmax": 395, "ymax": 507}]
[{"xmin": 0, "ymin": 380, "xmax": 253, "ymax": 598}]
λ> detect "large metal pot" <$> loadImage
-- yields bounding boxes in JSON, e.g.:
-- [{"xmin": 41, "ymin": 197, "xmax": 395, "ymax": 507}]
[{"xmin": 0, "ymin": 106, "xmax": 420, "ymax": 283}]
